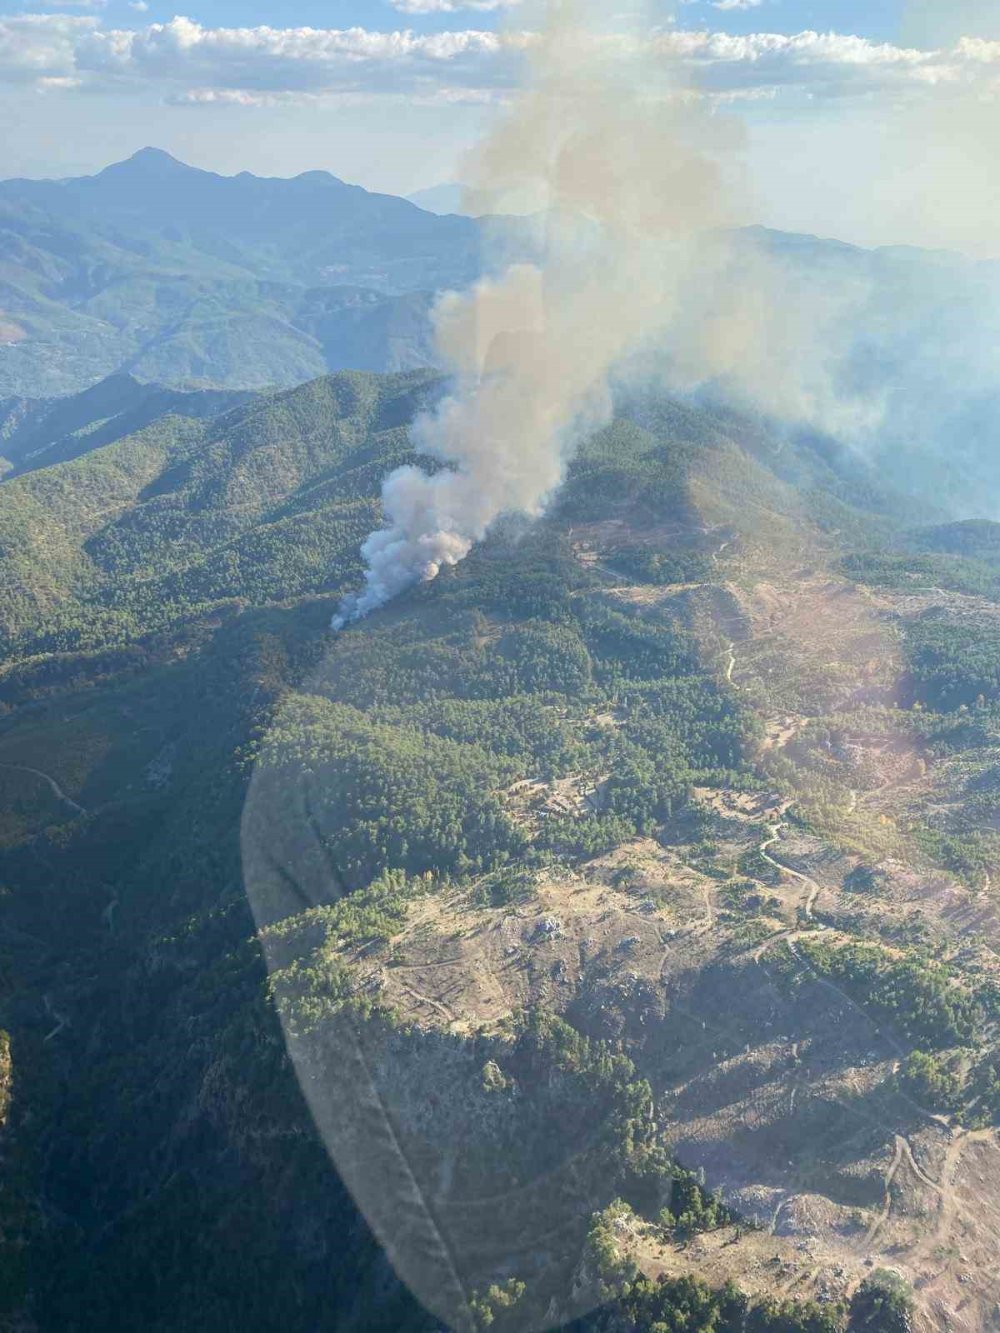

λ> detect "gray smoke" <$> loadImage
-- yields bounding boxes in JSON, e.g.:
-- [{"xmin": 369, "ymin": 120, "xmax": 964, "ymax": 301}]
[
  {"xmin": 334, "ymin": 0, "xmax": 1000, "ymax": 629},
  {"xmin": 334, "ymin": 0, "xmax": 736, "ymax": 627}
]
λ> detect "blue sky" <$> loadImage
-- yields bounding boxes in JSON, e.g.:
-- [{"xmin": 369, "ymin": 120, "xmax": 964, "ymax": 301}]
[
  {"xmin": 24, "ymin": 0, "xmax": 911, "ymax": 40},
  {"xmin": 1, "ymin": 0, "xmax": 998, "ymax": 252},
  {"xmin": 11, "ymin": 0, "xmax": 914, "ymax": 41}
]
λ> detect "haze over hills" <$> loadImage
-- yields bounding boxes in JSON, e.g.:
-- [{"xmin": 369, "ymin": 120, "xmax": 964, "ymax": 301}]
[
  {"xmin": 406, "ymin": 182, "xmax": 472, "ymax": 216},
  {"xmin": 0, "ymin": 366, "xmax": 998, "ymax": 1329},
  {"xmin": 674, "ymin": 226, "xmax": 1000, "ymax": 521},
  {"xmin": 0, "ymin": 371, "xmax": 252, "ymax": 480},
  {"xmin": 0, "ymin": 148, "xmax": 475, "ymax": 395},
  {"xmin": 3, "ymin": 151, "xmax": 1000, "ymax": 527}
]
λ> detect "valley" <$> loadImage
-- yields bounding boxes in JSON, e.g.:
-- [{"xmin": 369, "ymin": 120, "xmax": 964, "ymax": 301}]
[{"xmin": 0, "ymin": 369, "xmax": 997, "ymax": 1330}]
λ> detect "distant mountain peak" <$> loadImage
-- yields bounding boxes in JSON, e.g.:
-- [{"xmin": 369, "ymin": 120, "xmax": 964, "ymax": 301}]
[
  {"xmin": 131, "ymin": 146, "xmax": 181, "ymax": 163},
  {"xmin": 97, "ymin": 147, "xmax": 195, "ymax": 178},
  {"xmin": 292, "ymin": 169, "xmax": 343, "ymax": 185}
]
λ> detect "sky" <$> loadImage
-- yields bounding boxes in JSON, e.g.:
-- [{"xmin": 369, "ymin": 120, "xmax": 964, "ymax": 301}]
[{"xmin": 3, "ymin": 0, "xmax": 1000, "ymax": 253}]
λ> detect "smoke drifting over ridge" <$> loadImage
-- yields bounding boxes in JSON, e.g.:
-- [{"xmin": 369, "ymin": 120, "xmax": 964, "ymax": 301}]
[
  {"xmin": 333, "ymin": 0, "xmax": 736, "ymax": 627},
  {"xmin": 332, "ymin": 0, "xmax": 1000, "ymax": 623}
]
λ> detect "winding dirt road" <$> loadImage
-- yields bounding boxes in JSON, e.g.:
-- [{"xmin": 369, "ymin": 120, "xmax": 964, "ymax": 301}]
[
  {"xmin": 397, "ymin": 982, "xmax": 456, "ymax": 1024},
  {"xmin": 0, "ymin": 761, "xmax": 86, "ymax": 817},
  {"xmin": 759, "ymin": 823, "xmax": 820, "ymax": 921}
]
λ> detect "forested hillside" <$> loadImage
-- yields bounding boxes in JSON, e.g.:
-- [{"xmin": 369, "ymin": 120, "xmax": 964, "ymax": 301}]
[
  {"xmin": 0, "ymin": 370, "xmax": 440, "ymax": 657},
  {"xmin": 0, "ymin": 150, "xmax": 481, "ymax": 395},
  {"xmin": 5, "ymin": 150, "xmax": 1000, "ymax": 541},
  {"xmin": 0, "ymin": 372, "xmax": 251, "ymax": 479},
  {"xmin": 0, "ymin": 370, "xmax": 997, "ymax": 1331}
]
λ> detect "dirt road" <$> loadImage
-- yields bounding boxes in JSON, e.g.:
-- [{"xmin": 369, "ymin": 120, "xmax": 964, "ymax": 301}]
[{"xmin": 0, "ymin": 761, "xmax": 86, "ymax": 817}]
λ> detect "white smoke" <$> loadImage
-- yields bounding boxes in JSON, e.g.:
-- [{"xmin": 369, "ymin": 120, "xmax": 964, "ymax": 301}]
[{"xmin": 334, "ymin": 0, "xmax": 737, "ymax": 627}]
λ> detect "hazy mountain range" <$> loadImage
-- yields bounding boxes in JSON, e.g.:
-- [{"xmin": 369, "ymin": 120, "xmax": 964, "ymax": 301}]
[
  {"xmin": 0, "ymin": 148, "xmax": 482, "ymax": 396},
  {"xmin": 3, "ymin": 150, "xmax": 1000, "ymax": 528}
]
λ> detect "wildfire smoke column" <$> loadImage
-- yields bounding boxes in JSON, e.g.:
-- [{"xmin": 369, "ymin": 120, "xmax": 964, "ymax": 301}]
[{"xmin": 334, "ymin": 0, "xmax": 734, "ymax": 627}]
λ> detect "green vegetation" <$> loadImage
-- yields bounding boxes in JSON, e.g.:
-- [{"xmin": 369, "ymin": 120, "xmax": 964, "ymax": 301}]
[
  {"xmin": 844, "ymin": 521, "xmax": 1000, "ymax": 606},
  {"xmin": 250, "ymin": 577, "xmax": 750, "ymax": 881},
  {"xmin": 967, "ymin": 1055, "xmax": 1000, "ymax": 1127},
  {"xmin": 0, "ymin": 370, "xmax": 438, "ymax": 657},
  {"xmin": 659, "ymin": 1171, "xmax": 734, "ymax": 1240},
  {"xmin": 895, "ymin": 1050, "xmax": 965, "ymax": 1113},
  {"xmin": 842, "ymin": 864, "xmax": 888, "ymax": 895},
  {"xmin": 0, "ymin": 149, "xmax": 479, "ymax": 396},
  {"xmin": 904, "ymin": 615, "xmax": 1000, "ymax": 711},
  {"xmin": 257, "ymin": 694, "xmax": 529, "ymax": 891},
  {"xmin": 0, "ymin": 375, "xmax": 781, "ymax": 1333},
  {"xmin": 842, "ymin": 551, "xmax": 1000, "ymax": 603},
  {"xmin": 840, "ymin": 532, "xmax": 1000, "ymax": 728},
  {"xmin": 847, "ymin": 1270, "xmax": 914, "ymax": 1332},
  {"xmin": 470, "ymin": 1278, "xmax": 527, "ymax": 1328},
  {"xmin": 0, "ymin": 372, "xmax": 250, "ymax": 479},
  {"xmin": 721, "ymin": 877, "xmax": 780, "ymax": 917},
  {"xmin": 1, "ymin": 360, "xmax": 996, "ymax": 1333},
  {"xmin": 910, "ymin": 822, "xmax": 1000, "ymax": 884},
  {"xmin": 737, "ymin": 846, "xmax": 784, "ymax": 886},
  {"xmin": 799, "ymin": 939, "xmax": 982, "ymax": 1050},
  {"xmin": 577, "ymin": 1272, "xmax": 846, "ymax": 1332},
  {"xmin": 605, "ymin": 545, "xmax": 714, "ymax": 586}
]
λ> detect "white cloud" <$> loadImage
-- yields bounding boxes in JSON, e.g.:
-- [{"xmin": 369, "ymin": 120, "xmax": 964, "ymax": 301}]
[
  {"xmin": 129, "ymin": 1, "xmax": 149, "ymax": 12},
  {"xmin": 1, "ymin": 14, "xmax": 999, "ymax": 107},
  {"xmin": 168, "ymin": 86, "xmax": 321, "ymax": 106},
  {"xmin": 59, "ymin": 15, "xmax": 511, "ymax": 101},
  {"xmin": 0, "ymin": 14, "xmax": 97, "ymax": 82},
  {"xmin": 389, "ymin": 0, "xmax": 519, "ymax": 12},
  {"xmin": 955, "ymin": 36, "xmax": 1000, "ymax": 63},
  {"xmin": 656, "ymin": 28, "xmax": 972, "ymax": 97}
]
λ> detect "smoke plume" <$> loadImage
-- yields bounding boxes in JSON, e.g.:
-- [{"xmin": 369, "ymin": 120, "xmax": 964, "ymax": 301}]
[{"xmin": 334, "ymin": 0, "xmax": 736, "ymax": 627}]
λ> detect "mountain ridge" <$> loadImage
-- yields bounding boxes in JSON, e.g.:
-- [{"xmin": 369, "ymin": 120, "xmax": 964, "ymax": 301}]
[
  {"xmin": 0, "ymin": 149, "xmax": 483, "ymax": 396},
  {"xmin": 4, "ymin": 150, "xmax": 1000, "ymax": 537},
  {"xmin": 0, "ymin": 370, "xmax": 254, "ymax": 480}
]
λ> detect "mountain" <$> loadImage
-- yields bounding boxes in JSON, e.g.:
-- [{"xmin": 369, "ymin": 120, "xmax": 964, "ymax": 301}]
[
  {"xmin": 406, "ymin": 182, "xmax": 471, "ymax": 216},
  {"xmin": 715, "ymin": 226, "xmax": 1000, "ymax": 520},
  {"xmin": 5, "ymin": 149, "xmax": 1000, "ymax": 530},
  {"xmin": 1, "ymin": 368, "xmax": 998, "ymax": 1330},
  {"xmin": 0, "ymin": 149, "xmax": 473, "ymax": 396},
  {"xmin": 0, "ymin": 369, "xmax": 441, "ymax": 658},
  {"xmin": 1, "ymin": 148, "xmax": 481, "ymax": 292},
  {"xmin": 0, "ymin": 371, "xmax": 251, "ymax": 479}
]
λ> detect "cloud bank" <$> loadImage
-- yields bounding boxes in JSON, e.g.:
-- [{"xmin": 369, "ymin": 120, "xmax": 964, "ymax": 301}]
[
  {"xmin": 6, "ymin": 12, "xmax": 1000, "ymax": 106},
  {"xmin": 389, "ymin": 0, "xmax": 521, "ymax": 14}
]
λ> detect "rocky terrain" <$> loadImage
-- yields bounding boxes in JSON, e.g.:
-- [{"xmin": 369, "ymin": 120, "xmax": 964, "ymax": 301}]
[{"xmin": 0, "ymin": 370, "xmax": 997, "ymax": 1330}]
